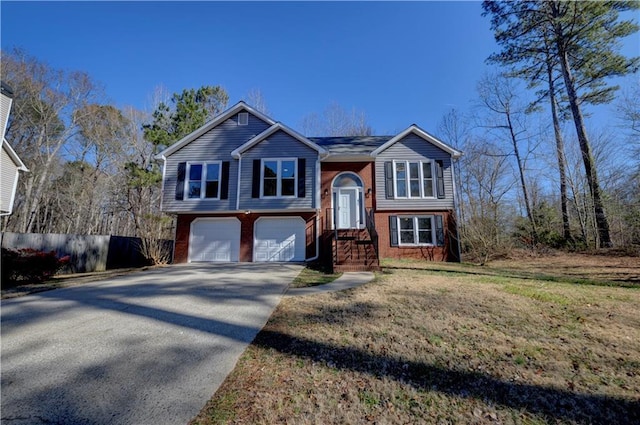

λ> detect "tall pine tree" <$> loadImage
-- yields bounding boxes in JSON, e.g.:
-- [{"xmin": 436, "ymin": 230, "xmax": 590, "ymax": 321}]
[{"xmin": 483, "ymin": 0, "xmax": 639, "ymax": 248}]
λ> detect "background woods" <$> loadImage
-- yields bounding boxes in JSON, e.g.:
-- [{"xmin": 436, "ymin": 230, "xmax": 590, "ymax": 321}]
[{"xmin": 1, "ymin": 0, "xmax": 638, "ymax": 264}]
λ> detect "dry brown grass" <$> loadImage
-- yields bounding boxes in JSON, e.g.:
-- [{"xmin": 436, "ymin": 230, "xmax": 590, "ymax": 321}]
[{"xmin": 191, "ymin": 253, "xmax": 640, "ymax": 425}]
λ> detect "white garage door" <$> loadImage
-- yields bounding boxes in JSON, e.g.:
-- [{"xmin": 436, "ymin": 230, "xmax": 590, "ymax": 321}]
[
  {"xmin": 254, "ymin": 217, "xmax": 306, "ymax": 262},
  {"xmin": 189, "ymin": 218, "xmax": 240, "ymax": 262}
]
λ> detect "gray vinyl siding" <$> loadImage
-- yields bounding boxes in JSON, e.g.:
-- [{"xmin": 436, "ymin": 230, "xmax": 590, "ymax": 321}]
[
  {"xmin": 375, "ymin": 134, "xmax": 455, "ymax": 210},
  {"xmin": 1, "ymin": 93, "xmax": 12, "ymax": 138},
  {"xmin": 161, "ymin": 112, "xmax": 270, "ymax": 212},
  {"xmin": 239, "ymin": 130, "xmax": 318, "ymax": 210},
  {"xmin": 1, "ymin": 144, "xmax": 19, "ymax": 213}
]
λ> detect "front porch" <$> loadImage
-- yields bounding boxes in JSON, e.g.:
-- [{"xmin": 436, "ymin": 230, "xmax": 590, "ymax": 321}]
[{"xmin": 322, "ymin": 208, "xmax": 380, "ymax": 272}]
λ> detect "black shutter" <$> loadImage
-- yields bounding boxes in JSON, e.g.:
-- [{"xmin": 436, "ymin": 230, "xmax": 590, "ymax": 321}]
[
  {"xmin": 385, "ymin": 161, "xmax": 394, "ymax": 199},
  {"xmin": 435, "ymin": 215, "xmax": 445, "ymax": 246},
  {"xmin": 389, "ymin": 215, "xmax": 398, "ymax": 246},
  {"xmin": 220, "ymin": 161, "xmax": 230, "ymax": 200},
  {"xmin": 252, "ymin": 159, "xmax": 261, "ymax": 198},
  {"xmin": 175, "ymin": 162, "xmax": 186, "ymax": 200},
  {"xmin": 297, "ymin": 158, "xmax": 306, "ymax": 198},
  {"xmin": 436, "ymin": 160, "xmax": 445, "ymax": 199}
]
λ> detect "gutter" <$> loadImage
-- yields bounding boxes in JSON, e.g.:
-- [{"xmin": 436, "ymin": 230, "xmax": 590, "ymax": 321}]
[{"xmin": 236, "ymin": 155, "xmax": 242, "ymax": 211}]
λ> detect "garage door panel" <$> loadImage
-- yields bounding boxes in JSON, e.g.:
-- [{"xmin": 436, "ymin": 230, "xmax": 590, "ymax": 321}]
[
  {"xmin": 254, "ymin": 217, "xmax": 305, "ymax": 262},
  {"xmin": 189, "ymin": 218, "xmax": 240, "ymax": 262}
]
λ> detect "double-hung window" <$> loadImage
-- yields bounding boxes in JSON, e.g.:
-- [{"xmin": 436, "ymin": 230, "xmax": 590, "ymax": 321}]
[
  {"xmin": 186, "ymin": 162, "xmax": 221, "ymax": 199},
  {"xmin": 393, "ymin": 160, "xmax": 435, "ymax": 198},
  {"xmin": 398, "ymin": 216, "xmax": 434, "ymax": 245},
  {"xmin": 262, "ymin": 158, "xmax": 296, "ymax": 197}
]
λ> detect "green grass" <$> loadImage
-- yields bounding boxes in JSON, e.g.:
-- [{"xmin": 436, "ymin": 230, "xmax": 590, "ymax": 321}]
[
  {"xmin": 290, "ymin": 267, "xmax": 342, "ymax": 288},
  {"xmin": 502, "ymin": 284, "xmax": 571, "ymax": 305},
  {"xmin": 381, "ymin": 257, "xmax": 638, "ymax": 288}
]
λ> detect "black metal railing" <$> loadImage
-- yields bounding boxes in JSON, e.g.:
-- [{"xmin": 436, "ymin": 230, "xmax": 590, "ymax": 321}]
[{"xmin": 365, "ymin": 208, "xmax": 380, "ymax": 265}]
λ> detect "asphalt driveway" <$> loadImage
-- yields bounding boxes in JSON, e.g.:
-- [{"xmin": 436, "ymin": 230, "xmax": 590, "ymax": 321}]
[{"xmin": 1, "ymin": 263, "xmax": 303, "ymax": 425}]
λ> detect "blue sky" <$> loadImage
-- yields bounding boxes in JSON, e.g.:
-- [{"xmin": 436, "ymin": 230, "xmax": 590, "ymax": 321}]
[{"xmin": 1, "ymin": 1, "xmax": 637, "ymax": 136}]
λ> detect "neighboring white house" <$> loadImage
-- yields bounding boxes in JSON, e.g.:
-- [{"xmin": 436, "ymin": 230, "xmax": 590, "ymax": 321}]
[{"xmin": 1, "ymin": 82, "xmax": 28, "ymax": 216}]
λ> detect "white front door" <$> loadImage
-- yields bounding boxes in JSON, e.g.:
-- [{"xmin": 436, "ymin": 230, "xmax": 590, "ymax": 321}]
[{"xmin": 337, "ymin": 188, "xmax": 358, "ymax": 229}]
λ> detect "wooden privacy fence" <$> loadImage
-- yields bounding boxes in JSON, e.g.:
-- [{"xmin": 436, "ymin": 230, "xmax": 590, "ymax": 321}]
[{"xmin": 0, "ymin": 232, "xmax": 173, "ymax": 273}]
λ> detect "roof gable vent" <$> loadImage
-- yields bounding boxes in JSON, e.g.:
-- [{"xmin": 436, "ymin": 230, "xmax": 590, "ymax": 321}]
[{"xmin": 238, "ymin": 112, "xmax": 249, "ymax": 126}]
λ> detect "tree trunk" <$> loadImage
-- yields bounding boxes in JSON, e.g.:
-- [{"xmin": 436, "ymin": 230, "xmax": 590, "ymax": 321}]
[
  {"xmin": 545, "ymin": 59, "xmax": 572, "ymax": 243},
  {"xmin": 506, "ymin": 111, "xmax": 538, "ymax": 243},
  {"xmin": 551, "ymin": 3, "xmax": 612, "ymax": 247}
]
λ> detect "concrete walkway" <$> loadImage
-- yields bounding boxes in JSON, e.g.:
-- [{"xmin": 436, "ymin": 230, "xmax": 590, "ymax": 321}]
[{"xmin": 286, "ymin": 271, "xmax": 375, "ymax": 296}]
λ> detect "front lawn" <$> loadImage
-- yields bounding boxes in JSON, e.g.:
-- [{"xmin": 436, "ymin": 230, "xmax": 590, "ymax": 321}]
[{"xmin": 191, "ymin": 252, "xmax": 639, "ymax": 424}]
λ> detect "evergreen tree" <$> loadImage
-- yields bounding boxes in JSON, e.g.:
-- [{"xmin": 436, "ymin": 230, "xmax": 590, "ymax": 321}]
[
  {"xmin": 143, "ymin": 85, "xmax": 228, "ymax": 148},
  {"xmin": 482, "ymin": 0, "xmax": 639, "ymax": 248}
]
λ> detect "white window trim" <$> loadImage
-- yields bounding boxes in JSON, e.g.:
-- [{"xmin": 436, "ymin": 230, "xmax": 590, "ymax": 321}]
[
  {"xmin": 238, "ymin": 112, "xmax": 249, "ymax": 125},
  {"xmin": 396, "ymin": 215, "xmax": 435, "ymax": 246},
  {"xmin": 185, "ymin": 161, "xmax": 222, "ymax": 200},
  {"xmin": 260, "ymin": 158, "xmax": 297, "ymax": 199},
  {"xmin": 392, "ymin": 160, "xmax": 436, "ymax": 199}
]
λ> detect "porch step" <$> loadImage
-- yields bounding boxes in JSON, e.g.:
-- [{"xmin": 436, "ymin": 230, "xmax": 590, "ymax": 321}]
[
  {"xmin": 336, "ymin": 236, "xmax": 357, "ymax": 241},
  {"xmin": 355, "ymin": 240, "xmax": 373, "ymax": 245}
]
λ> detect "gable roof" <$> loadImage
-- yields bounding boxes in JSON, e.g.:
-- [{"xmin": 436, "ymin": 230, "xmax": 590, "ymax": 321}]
[
  {"xmin": 311, "ymin": 136, "xmax": 392, "ymax": 156},
  {"xmin": 155, "ymin": 101, "xmax": 276, "ymax": 159},
  {"xmin": 231, "ymin": 122, "xmax": 327, "ymax": 159},
  {"xmin": 371, "ymin": 124, "xmax": 462, "ymax": 159},
  {"xmin": 1, "ymin": 81, "xmax": 14, "ymax": 98},
  {"xmin": 1, "ymin": 139, "xmax": 29, "ymax": 172}
]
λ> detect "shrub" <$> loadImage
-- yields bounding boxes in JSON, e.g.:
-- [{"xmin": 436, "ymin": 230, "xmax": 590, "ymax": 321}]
[{"xmin": 1, "ymin": 248, "xmax": 70, "ymax": 287}]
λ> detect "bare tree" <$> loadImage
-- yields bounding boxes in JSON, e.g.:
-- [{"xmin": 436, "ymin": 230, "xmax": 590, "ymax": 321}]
[
  {"xmin": 300, "ymin": 102, "xmax": 372, "ymax": 136},
  {"xmin": 476, "ymin": 73, "xmax": 538, "ymax": 244},
  {"xmin": 457, "ymin": 139, "xmax": 515, "ymax": 264},
  {"xmin": 245, "ymin": 88, "xmax": 269, "ymax": 114},
  {"xmin": 1, "ymin": 49, "xmax": 102, "ymax": 233}
]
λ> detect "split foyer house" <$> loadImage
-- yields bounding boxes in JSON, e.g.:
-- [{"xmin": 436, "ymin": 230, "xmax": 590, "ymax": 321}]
[
  {"xmin": 156, "ymin": 101, "xmax": 462, "ymax": 271},
  {"xmin": 1, "ymin": 82, "xmax": 29, "ymax": 216}
]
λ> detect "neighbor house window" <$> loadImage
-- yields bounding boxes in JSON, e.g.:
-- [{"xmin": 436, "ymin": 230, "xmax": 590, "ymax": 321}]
[
  {"xmin": 186, "ymin": 162, "xmax": 221, "ymax": 199},
  {"xmin": 262, "ymin": 158, "xmax": 296, "ymax": 197},
  {"xmin": 394, "ymin": 160, "xmax": 435, "ymax": 198},
  {"xmin": 396, "ymin": 216, "xmax": 434, "ymax": 246}
]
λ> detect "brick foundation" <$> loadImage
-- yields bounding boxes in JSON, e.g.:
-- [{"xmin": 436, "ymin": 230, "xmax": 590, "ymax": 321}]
[{"xmin": 375, "ymin": 210, "xmax": 459, "ymax": 262}]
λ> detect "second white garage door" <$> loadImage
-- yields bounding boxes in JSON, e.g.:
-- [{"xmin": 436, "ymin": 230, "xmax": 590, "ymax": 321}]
[
  {"xmin": 254, "ymin": 217, "xmax": 306, "ymax": 262},
  {"xmin": 189, "ymin": 218, "xmax": 240, "ymax": 262}
]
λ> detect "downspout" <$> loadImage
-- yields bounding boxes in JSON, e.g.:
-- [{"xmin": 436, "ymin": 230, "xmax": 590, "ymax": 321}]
[
  {"xmin": 156, "ymin": 155, "xmax": 176, "ymax": 264},
  {"xmin": 236, "ymin": 155, "xmax": 242, "ymax": 211},
  {"xmin": 451, "ymin": 156, "xmax": 463, "ymax": 262},
  {"xmin": 305, "ymin": 156, "xmax": 323, "ymax": 262},
  {"xmin": 158, "ymin": 156, "xmax": 166, "ymax": 212}
]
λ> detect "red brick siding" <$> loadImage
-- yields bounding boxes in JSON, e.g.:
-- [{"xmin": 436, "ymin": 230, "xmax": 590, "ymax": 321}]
[
  {"xmin": 320, "ymin": 162, "xmax": 375, "ymax": 231},
  {"xmin": 375, "ymin": 210, "xmax": 458, "ymax": 262}
]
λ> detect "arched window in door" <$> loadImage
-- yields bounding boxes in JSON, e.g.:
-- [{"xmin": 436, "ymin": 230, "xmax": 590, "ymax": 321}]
[{"xmin": 332, "ymin": 172, "xmax": 365, "ymax": 229}]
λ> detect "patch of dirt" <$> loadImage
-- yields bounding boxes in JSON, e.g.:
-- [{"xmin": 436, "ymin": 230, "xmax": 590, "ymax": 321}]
[{"xmin": 489, "ymin": 250, "xmax": 640, "ymax": 284}]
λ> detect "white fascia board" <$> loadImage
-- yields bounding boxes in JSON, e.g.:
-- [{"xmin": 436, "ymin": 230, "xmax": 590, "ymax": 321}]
[
  {"xmin": 371, "ymin": 125, "xmax": 462, "ymax": 159},
  {"xmin": 154, "ymin": 101, "xmax": 277, "ymax": 160},
  {"xmin": 231, "ymin": 122, "xmax": 328, "ymax": 159},
  {"xmin": 2, "ymin": 138, "xmax": 29, "ymax": 171}
]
